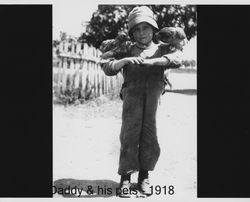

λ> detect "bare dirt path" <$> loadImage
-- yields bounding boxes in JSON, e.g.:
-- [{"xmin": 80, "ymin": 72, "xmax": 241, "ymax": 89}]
[{"xmin": 53, "ymin": 70, "xmax": 197, "ymax": 199}]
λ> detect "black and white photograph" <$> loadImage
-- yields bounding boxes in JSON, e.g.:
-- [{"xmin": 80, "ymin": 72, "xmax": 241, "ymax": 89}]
[
  {"xmin": 52, "ymin": 1, "xmax": 197, "ymax": 199},
  {"xmin": 1, "ymin": 0, "xmax": 250, "ymax": 201}
]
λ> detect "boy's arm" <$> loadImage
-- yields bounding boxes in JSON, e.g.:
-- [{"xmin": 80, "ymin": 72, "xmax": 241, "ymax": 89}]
[
  {"xmin": 101, "ymin": 57, "xmax": 145, "ymax": 76},
  {"xmin": 142, "ymin": 50, "xmax": 183, "ymax": 69},
  {"xmin": 162, "ymin": 49, "xmax": 183, "ymax": 69},
  {"xmin": 101, "ymin": 59, "xmax": 126, "ymax": 76}
]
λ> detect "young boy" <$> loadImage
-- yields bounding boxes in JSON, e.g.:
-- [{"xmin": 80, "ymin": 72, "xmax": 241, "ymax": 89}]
[
  {"xmin": 101, "ymin": 6, "xmax": 182, "ymax": 197},
  {"xmin": 100, "ymin": 26, "xmax": 186, "ymax": 93}
]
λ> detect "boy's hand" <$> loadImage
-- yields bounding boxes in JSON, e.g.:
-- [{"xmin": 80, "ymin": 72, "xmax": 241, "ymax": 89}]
[
  {"xmin": 142, "ymin": 58, "xmax": 170, "ymax": 66},
  {"xmin": 124, "ymin": 57, "xmax": 145, "ymax": 65},
  {"xmin": 141, "ymin": 59, "xmax": 154, "ymax": 65},
  {"xmin": 112, "ymin": 57, "xmax": 144, "ymax": 72}
]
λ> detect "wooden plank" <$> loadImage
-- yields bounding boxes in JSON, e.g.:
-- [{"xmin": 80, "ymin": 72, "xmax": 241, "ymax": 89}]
[
  {"xmin": 99, "ymin": 48, "xmax": 105, "ymax": 96},
  {"xmin": 78, "ymin": 60, "xmax": 83, "ymax": 92},
  {"xmin": 99, "ymin": 66, "xmax": 103, "ymax": 96},
  {"xmin": 88, "ymin": 61, "xmax": 92, "ymax": 91},
  {"xmin": 55, "ymin": 59, "xmax": 63, "ymax": 95},
  {"xmin": 61, "ymin": 58, "xmax": 68, "ymax": 93},
  {"xmin": 74, "ymin": 61, "xmax": 80, "ymax": 89},
  {"xmin": 69, "ymin": 59, "xmax": 75, "ymax": 90},
  {"xmin": 76, "ymin": 43, "xmax": 82, "ymax": 55},
  {"xmin": 97, "ymin": 64, "xmax": 101, "ymax": 97},
  {"xmin": 83, "ymin": 43, "xmax": 89, "ymax": 59},
  {"xmin": 104, "ymin": 75, "xmax": 107, "ymax": 95},
  {"xmin": 94, "ymin": 62, "xmax": 97, "ymax": 97},
  {"xmin": 82, "ymin": 60, "xmax": 88, "ymax": 90},
  {"xmin": 93, "ymin": 48, "xmax": 97, "ymax": 97},
  {"xmin": 96, "ymin": 49, "xmax": 101, "ymax": 97}
]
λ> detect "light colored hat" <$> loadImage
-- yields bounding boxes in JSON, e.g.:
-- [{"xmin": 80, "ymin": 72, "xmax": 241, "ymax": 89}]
[{"xmin": 128, "ymin": 6, "xmax": 159, "ymax": 37}]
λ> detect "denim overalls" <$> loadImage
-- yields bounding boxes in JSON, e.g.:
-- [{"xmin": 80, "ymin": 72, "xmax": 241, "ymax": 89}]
[{"xmin": 102, "ymin": 43, "xmax": 181, "ymax": 175}]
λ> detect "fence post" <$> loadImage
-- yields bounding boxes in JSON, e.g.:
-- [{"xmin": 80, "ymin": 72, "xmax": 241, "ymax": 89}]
[
  {"xmin": 64, "ymin": 42, "xmax": 69, "ymax": 53},
  {"xmin": 93, "ymin": 47, "xmax": 97, "ymax": 97},
  {"xmin": 96, "ymin": 50, "xmax": 101, "ymax": 97},
  {"xmin": 104, "ymin": 75, "xmax": 107, "ymax": 96},
  {"xmin": 76, "ymin": 43, "xmax": 82, "ymax": 56},
  {"xmin": 82, "ymin": 60, "xmax": 87, "ymax": 91},
  {"xmin": 55, "ymin": 57, "xmax": 62, "ymax": 95},
  {"xmin": 61, "ymin": 57, "xmax": 68, "ymax": 93},
  {"xmin": 59, "ymin": 42, "xmax": 63, "ymax": 53},
  {"xmin": 74, "ymin": 60, "xmax": 80, "ymax": 89},
  {"xmin": 68, "ymin": 59, "xmax": 75, "ymax": 90},
  {"xmin": 79, "ymin": 60, "xmax": 83, "ymax": 92}
]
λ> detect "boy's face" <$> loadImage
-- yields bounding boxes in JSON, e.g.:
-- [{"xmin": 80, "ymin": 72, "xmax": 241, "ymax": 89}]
[{"xmin": 132, "ymin": 22, "xmax": 153, "ymax": 45}]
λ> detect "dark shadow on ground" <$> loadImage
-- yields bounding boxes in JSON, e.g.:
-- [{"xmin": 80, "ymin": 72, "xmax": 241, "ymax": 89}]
[
  {"xmin": 164, "ymin": 89, "xmax": 197, "ymax": 96},
  {"xmin": 53, "ymin": 178, "xmax": 137, "ymax": 198}
]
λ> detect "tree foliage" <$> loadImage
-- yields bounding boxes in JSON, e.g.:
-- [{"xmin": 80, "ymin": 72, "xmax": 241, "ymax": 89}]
[{"xmin": 79, "ymin": 5, "xmax": 197, "ymax": 48}]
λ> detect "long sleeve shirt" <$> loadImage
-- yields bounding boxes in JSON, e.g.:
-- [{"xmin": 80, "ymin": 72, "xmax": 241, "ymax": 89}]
[{"xmin": 101, "ymin": 42, "xmax": 182, "ymax": 84}]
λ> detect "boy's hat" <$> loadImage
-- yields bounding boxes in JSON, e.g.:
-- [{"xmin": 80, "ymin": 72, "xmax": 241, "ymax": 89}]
[{"xmin": 128, "ymin": 6, "xmax": 158, "ymax": 38}]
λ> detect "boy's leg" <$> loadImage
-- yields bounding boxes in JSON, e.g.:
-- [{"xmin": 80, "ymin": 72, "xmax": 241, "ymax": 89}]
[
  {"xmin": 137, "ymin": 83, "xmax": 162, "ymax": 195},
  {"xmin": 118, "ymin": 85, "xmax": 145, "ymax": 197},
  {"xmin": 138, "ymin": 169, "xmax": 149, "ymax": 181},
  {"xmin": 139, "ymin": 84, "xmax": 161, "ymax": 171},
  {"xmin": 118, "ymin": 86, "xmax": 144, "ymax": 175}
]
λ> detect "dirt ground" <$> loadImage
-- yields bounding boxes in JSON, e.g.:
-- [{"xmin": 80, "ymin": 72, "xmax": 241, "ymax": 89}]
[{"xmin": 53, "ymin": 69, "xmax": 197, "ymax": 199}]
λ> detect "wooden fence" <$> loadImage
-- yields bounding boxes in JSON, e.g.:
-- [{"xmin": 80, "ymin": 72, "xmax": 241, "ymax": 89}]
[{"xmin": 53, "ymin": 41, "xmax": 123, "ymax": 100}]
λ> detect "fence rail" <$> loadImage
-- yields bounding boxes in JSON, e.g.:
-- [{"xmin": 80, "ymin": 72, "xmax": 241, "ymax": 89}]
[{"xmin": 53, "ymin": 41, "xmax": 123, "ymax": 101}]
